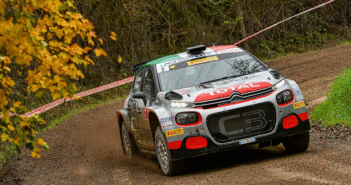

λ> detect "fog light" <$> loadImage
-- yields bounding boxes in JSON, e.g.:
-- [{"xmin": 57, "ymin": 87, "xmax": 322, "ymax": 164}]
[
  {"xmin": 282, "ymin": 115, "xmax": 299, "ymax": 129},
  {"xmin": 185, "ymin": 137, "xmax": 208, "ymax": 149}
]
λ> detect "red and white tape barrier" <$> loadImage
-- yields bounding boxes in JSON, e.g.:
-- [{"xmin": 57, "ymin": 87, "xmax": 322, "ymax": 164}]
[
  {"xmin": 1, "ymin": 76, "xmax": 134, "ymax": 118},
  {"xmin": 234, "ymin": 0, "xmax": 336, "ymax": 46}
]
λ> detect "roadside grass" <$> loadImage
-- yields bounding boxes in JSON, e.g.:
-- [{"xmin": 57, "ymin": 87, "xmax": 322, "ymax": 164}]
[
  {"xmin": 311, "ymin": 67, "xmax": 351, "ymax": 127},
  {"xmin": 0, "ymin": 83, "xmax": 131, "ymax": 165}
]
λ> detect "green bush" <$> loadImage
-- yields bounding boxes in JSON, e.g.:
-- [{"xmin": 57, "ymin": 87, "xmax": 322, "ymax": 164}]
[{"xmin": 311, "ymin": 68, "xmax": 351, "ymax": 126}]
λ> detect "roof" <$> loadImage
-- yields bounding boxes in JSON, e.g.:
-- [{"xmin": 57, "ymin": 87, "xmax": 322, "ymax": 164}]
[{"xmin": 132, "ymin": 45, "xmax": 237, "ymax": 72}]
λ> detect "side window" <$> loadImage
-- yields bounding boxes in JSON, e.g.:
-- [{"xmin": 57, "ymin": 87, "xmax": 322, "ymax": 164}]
[
  {"xmin": 143, "ymin": 68, "xmax": 156, "ymax": 101},
  {"xmin": 133, "ymin": 70, "xmax": 144, "ymax": 93}
]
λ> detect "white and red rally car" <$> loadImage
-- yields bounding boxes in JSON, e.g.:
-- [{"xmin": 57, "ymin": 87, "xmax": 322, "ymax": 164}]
[{"xmin": 116, "ymin": 45, "xmax": 310, "ymax": 175}]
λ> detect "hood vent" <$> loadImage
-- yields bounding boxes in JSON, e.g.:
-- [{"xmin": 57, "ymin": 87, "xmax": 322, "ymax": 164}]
[
  {"xmin": 165, "ymin": 91, "xmax": 183, "ymax": 100},
  {"xmin": 269, "ymin": 70, "xmax": 282, "ymax": 79}
]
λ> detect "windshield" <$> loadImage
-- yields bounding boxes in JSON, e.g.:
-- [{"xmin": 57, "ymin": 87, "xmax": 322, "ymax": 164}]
[{"xmin": 158, "ymin": 51, "xmax": 267, "ymax": 91}]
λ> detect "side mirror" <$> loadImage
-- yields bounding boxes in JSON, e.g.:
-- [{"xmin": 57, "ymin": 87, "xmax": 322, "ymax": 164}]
[{"xmin": 132, "ymin": 92, "xmax": 147, "ymax": 106}]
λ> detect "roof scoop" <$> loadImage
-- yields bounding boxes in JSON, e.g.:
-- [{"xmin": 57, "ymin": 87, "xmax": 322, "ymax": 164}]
[{"xmin": 186, "ymin": 45, "xmax": 206, "ymax": 54}]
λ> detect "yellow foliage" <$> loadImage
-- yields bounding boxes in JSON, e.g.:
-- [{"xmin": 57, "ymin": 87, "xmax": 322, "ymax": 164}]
[
  {"xmin": 38, "ymin": 138, "xmax": 46, "ymax": 147},
  {"xmin": 30, "ymin": 0, "xmax": 38, "ymax": 8},
  {"xmin": 85, "ymin": 56, "xmax": 94, "ymax": 65},
  {"xmin": 94, "ymin": 48, "xmax": 107, "ymax": 57},
  {"xmin": 7, "ymin": 125, "xmax": 14, "ymax": 131},
  {"xmin": 110, "ymin": 31, "xmax": 117, "ymax": 41},
  {"xmin": 118, "ymin": 55, "xmax": 123, "ymax": 63},
  {"xmin": 13, "ymin": 102, "xmax": 21, "ymax": 107},
  {"xmin": 52, "ymin": 92, "xmax": 61, "ymax": 100},
  {"xmin": 31, "ymin": 151, "xmax": 41, "ymax": 159},
  {"xmin": 0, "ymin": 1, "xmax": 5, "ymax": 16},
  {"xmin": 1, "ymin": 0, "xmax": 107, "ymax": 158},
  {"xmin": 4, "ymin": 77, "xmax": 15, "ymax": 87},
  {"xmin": 1, "ymin": 134, "xmax": 8, "ymax": 142},
  {"xmin": 16, "ymin": 54, "xmax": 32, "ymax": 66}
]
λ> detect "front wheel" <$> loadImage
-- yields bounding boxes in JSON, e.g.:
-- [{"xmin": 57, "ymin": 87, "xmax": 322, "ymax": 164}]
[
  {"xmin": 283, "ymin": 132, "xmax": 310, "ymax": 153},
  {"xmin": 155, "ymin": 127, "xmax": 185, "ymax": 176},
  {"xmin": 121, "ymin": 122, "xmax": 138, "ymax": 163}
]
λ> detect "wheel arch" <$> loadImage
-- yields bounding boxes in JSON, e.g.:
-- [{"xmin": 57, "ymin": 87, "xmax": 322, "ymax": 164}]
[{"xmin": 148, "ymin": 111, "xmax": 162, "ymax": 143}]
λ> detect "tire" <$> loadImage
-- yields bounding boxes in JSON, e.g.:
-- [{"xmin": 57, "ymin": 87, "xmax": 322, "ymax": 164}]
[
  {"xmin": 121, "ymin": 122, "xmax": 138, "ymax": 163},
  {"xmin": 283, "ymin": 132, "xmax": 310, "ymax": 153},
  {"xmin": 155, "ymin": 126, "xmax": 185, "ymax": 176}
]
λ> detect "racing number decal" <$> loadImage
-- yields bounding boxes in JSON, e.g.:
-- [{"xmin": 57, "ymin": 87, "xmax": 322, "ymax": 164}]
[{"xmin": 219, "ymin": 110, "xmax": 267, "ymax": 136}]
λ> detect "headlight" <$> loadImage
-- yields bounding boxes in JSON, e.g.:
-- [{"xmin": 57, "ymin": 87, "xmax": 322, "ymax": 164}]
[
  {"xmin": 276, "ymin": 89, "xmax": 294, "ymax": 106},
  {"xmin": 176, "ymin": 112, "xmax": 202, "ymax": 126},
  {"xmin": 272, "ymin": 79, "xmax": 285, "ymax": 90},
  {"xmin": 170, "ymin": 102, "xmax": 194, "ymax": 108}
]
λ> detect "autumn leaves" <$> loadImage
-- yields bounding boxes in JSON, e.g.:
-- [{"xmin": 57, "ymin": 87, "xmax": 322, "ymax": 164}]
[{"xmin": 0, "ymin": 0, "xmax": 116, "ymax": 158}]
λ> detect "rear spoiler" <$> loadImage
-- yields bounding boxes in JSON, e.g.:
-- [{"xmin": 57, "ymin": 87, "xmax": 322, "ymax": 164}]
[{"xmin": 131, "ymin": 60, "xmax": 150, "ymax": 73}]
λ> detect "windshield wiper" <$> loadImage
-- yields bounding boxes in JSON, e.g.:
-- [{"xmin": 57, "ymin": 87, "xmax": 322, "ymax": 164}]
[{"xmin": 199, "ymin": 74, "xmax": 246, "ymax": 86}]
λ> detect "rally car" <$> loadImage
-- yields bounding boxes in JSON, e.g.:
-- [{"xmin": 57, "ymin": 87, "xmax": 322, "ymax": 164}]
[{"xmin": 116, "ymin": 45, "xmax": 310, "ymax": 175}]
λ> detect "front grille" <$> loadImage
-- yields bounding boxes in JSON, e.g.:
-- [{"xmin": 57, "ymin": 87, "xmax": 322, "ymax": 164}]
[
  {"xmin": 206, "ymin": 102, "xmax": 276, "ymax": 143},
  {"xmin": 195, "ymin": 87, "xmax": 273, "ymax": 109}
]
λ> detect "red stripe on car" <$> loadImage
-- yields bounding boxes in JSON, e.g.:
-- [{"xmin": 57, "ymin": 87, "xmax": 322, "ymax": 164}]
[
  {"xmin": 208, "ymin": 45, "xmax": 236, "ymax": 51},
  {"xmin": 194, "ymin": 81, "xmax": 272, "ymax": 102}
]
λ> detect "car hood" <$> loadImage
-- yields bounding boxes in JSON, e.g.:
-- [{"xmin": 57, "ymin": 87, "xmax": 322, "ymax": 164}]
[{"xmin": 171, "ymin": 70, "xmax": 280, "ymax": 103}]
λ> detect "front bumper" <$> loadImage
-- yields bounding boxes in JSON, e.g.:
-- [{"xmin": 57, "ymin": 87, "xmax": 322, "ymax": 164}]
[{"xmin": 169, "ymin": 117, "xmax": 310, "ymax": 161}]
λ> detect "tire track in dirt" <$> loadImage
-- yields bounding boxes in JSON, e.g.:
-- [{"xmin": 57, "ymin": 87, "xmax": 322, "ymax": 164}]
[{"xmin": 1, "ymin": 44, "xmax": 351, "ymax": 184}]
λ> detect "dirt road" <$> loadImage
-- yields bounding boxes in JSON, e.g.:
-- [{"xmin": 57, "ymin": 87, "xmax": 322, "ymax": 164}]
[{"xmin": 1, "ymin": 44, "xmax": 351, "ymax": 184}]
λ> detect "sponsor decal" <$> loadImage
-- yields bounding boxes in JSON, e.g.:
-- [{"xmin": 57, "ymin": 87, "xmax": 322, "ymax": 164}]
[
  {"xmin": 156, "ymin": 59, "xmax": 179, "ymax": 73},
  {"xmin": 160, "ymin": 116, "xmax": 174, "ymax": 123},
  {"xmin": 293, "ymin": 101, "xmax": 306, "ymax": 109},
  {"xmin": 162, "ymin": 122, "xmax": 175, "ymax": 129},
  {"xmin": 142, "ymin": 108, "xmax": 150, "ymax": 119},
  {"xmin": 293, "ymin": 89, "xmax": 302, "ymax": 95},
  {"xmin": 178, "ymin": 53, "xmax": 206, "ymax": 62},
  {"xmin": 195, "ymin": 81, "xmax": 272, "ymax": 102},
  {"xmin": 214, "ymin": 48, "xmax": 242, "ymax": 54},
  {"xmin": 173, "ymin": 88, "xmax": 191, "ymax": 95},
  {"xmin": 245, "ymin": 74, "xmax": 258, "ymax": 79},
  {"xmin": 166, "ymin": 128, "xmax": 184, "ymax": 137},
  {"xmin": 187, "ymin": 56, "xmax": 218, "ymax": 66}
]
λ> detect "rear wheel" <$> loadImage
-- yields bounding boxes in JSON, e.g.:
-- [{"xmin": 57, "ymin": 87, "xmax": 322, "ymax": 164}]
[
  {"xmin": 121, "ymin": 122, "xmax": 138, "ymax": 163},
  {"xmin": 155, "ymin": 127, "xmax": 184, "ymax": 176},
  {"xmin": 283, "ymin": 132, "xmax": 310, "ymax": 153}
]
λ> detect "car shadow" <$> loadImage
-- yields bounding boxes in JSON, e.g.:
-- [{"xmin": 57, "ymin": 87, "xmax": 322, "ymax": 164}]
[{"xmin": 178, "ymin": 144, "xmax": 310, "ymax": 175}]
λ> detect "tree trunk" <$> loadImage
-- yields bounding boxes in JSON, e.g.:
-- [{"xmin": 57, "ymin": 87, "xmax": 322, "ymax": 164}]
[{"xmin": 235, "ymin": 0, "xmax": 249, "ymax": 50}]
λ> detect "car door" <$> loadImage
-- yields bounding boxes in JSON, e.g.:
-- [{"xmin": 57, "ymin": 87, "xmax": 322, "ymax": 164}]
[
  {"xmin": 128, "ymin": 69, "xmax": 145, "ymax": 147},
  {"xmin": 133, "ymin": 67, "xmax": 157, "ymax": 150}
]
